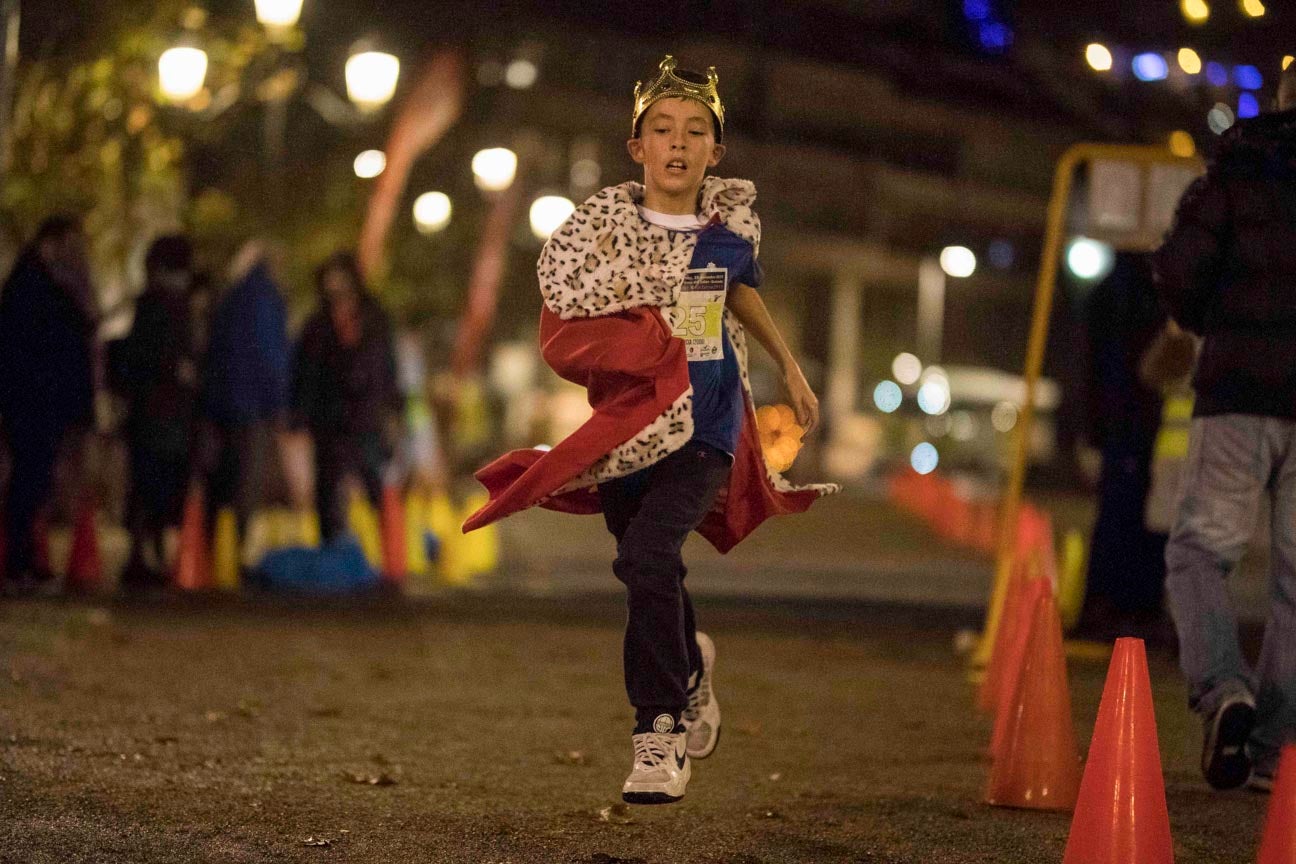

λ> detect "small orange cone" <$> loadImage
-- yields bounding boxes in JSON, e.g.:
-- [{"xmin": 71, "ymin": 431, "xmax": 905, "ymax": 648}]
[
  {"xmin": 979, "ymin": 562, "xmax": 1038, "ymax": 714},
  {"xmin": 985, "ymin": 586, "xmax": 1081, "ymax": 810},
  {"xmin": 1063, "ymin": 637, "xmax": 1173, "ymax": 864},
  {"xmin": 1257, "ymin": 745, "xmax": 1296, "ymax": 863},
  {"xmin": 65, "ymin": 497, "xmax": 102, "ymax": 593},
  {"xmin": 989, "ymin": 577, "xmax": 1052, "ymax": 755},
  {"xmin": 174, "ymin": 487, "xmax": 211, "ymax": 591},
  {"xmin": 380, "ymin": 484, "xmax": 407, "ymax": 587}
]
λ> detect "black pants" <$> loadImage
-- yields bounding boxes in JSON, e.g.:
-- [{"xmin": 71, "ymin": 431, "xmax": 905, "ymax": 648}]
[
  {"xmin": 314, "ymin": 432, "xmax": 385, "ymax": 543},
  {"xmin": 2, "ymin": 426, "xmax": 62, "ymax": 578},
  {"xmin": 1085, "ymin": 439, "xmax": 1167, "ymax": 619},
  {"xmin": 598, "ymin": 440, "xmax": 732, "ymax": 731}
]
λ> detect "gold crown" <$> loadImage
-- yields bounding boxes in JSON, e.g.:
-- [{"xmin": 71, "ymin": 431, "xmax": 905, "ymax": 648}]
[{"xmin": 632, "ymin": 55, "xmax": 724, "ymax": 138}]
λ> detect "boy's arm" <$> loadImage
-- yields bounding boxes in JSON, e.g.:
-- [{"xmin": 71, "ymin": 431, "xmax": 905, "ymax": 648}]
[{"xmin": 726, "ymin": 281, "xmax": 820, "ymax": 433}]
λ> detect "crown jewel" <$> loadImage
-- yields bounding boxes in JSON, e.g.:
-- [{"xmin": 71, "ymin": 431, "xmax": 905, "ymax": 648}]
[{"xmin": 632, "ymin": 55, "xmax": 724, "ymax": 138}]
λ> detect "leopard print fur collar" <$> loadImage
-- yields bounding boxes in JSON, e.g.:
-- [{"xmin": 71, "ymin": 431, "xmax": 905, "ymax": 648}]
[{"xmin": 538, "ymin": 176, "xmax": 760, "ymax": 321}]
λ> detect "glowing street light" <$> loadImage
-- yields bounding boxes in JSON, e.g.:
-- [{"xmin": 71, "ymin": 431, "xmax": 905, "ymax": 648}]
[
  {"xmin": 472, "ymin": 147, "xmax": 518, "ymax": 192},
  {"xmin": 505, "ymin": 59, "xmax": 539, "ymax": 89},
  {"xmin": 1085, "ymin": 44, "xmax": 1113, "ymax": 72},
  {"xmin": 346, "ymin": 50, "xmax": 400, "ymax": 112},
  {"xmin": 158, "ymin": 46, "xmax": 208, "ymax": 103},
  {"xmin": 413, "ymin": 192, "xmax": 452, "ymax": 234},
  {"xmin": 1066, "ymin": 237, "xmax": 1115, "ymax": 281},
  {"xmin": 529, "ymin": 195, "xmax": 575, "ymax": 241},
  {"xmin": 939, "ymin": 245, "xmax": 976, "ymax": 278},
  {"xmin": 891, "ymin": 352, "xmax": 922, "ymax": 386},
  {"xmin": 1240, "ymin": 0, "xmax": 1265, "ymax": 18},
  {"xmin": 254, "ymin": 0, "xmax": 304, "ymax": 30},
  {"xmin": 1169, "ymin": 131, "xmax": 1196, "ymax": 159},
  {"xmin": 353, "ymin": 149, "xmax": 386, "ymax": 179},
  {"xmin": 1181, "ymin": 0, "xmax": 1210, "ymax": 23}
]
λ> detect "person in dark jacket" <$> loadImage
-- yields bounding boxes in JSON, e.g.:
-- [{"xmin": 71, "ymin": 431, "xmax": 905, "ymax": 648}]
[
  {"xmin": 201, "ymin": 241, "xmax": 291, "ymax": 539},
  {"xmin": 1078, "ymin": 253, "xmax": 1169, "ymax": 637},
  {"xmin": 115, "ymin": 235, "xmax": 199, "ymax": 590},
  {"xmin": 0, "ymin": 215, "xmax": 96, "ymax": 591},
  {"xmin": 291, "ymin": 252, "xmax": 400, "ymax": 541},
  {"xmin": 1153, "ymin": 66, "xmax": 1296, "ymax": 793}
]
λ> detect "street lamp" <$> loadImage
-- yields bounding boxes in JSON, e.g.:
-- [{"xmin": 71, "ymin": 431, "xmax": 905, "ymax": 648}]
[
  {"xmin": 413, "ymin": 191, "xmax": 452, "ymax": 234},
  {"xmin": 353, "ymin": 149, "xmax": 386, "ymax": 179},
  {"xmin": 346, "ymin": 50, "xmax": 400, "ymax": 112},
  {"xmin": 158, "ymin": 46, "xmax": 208, "ymax": 103},
  {"xmin": 472, "ymin": 147, "xmax": 517, "ymax": 192},
  {"xmin": 254, "ymin": 0, "xmax": 304, "ymax": 32},
  {"xmin": 529, "ymin": 195, "xmax": 575, "ymax": 240},
  {"xmin": 938, "ymin": 245, "xmax": 976, "ymax": 278},
  {"xmin": 916, "ymin": 247, "xmax": 976, "ymax": 364}
]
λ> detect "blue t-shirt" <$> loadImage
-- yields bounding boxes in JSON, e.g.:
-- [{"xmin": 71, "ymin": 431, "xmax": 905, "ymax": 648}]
[{"xmin": 678, "ymin": 223, "xmax": 763, "ymax": 455}]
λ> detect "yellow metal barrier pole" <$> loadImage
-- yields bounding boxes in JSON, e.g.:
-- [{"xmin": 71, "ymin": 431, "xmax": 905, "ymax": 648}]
[
  {"xmin": 969, "ymin": 144, "xmax": 1081, "ymax": 668},
  {"xmin": 969, "ymin": 144, "xmax": 1205, "ymax": 668}
]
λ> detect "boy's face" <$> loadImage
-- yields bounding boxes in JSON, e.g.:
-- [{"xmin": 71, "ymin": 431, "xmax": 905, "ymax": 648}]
[{"xmin": 627, "ymin": 97, "xmax": 725, "ymax": 204}]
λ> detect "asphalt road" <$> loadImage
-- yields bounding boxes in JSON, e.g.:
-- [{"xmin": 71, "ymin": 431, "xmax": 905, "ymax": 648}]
[{"xmin": 0, "ymin": 593, "xmax": 1270, "ymax": 863}]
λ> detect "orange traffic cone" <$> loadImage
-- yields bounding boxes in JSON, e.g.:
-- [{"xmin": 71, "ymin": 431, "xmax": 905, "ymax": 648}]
[
  {"xmin": 979, "ymin": 561, "xmax": 1039, "ymax": 714},
  {"xmin": 174, "ymin": 487, "xmax": 211, "ymax": 591},
  {"xmin": 988, "ymin": 577, "xmax": 1052, "ymax": 755},
  {"xmin": 65, "ymin": 497, "xmax": 102, "ymax": 593},
  {"xmin": 380, "ymin": 484, "xmax": 407, "ymax": 587},
  {"xmin": 1062, "ymin": 637, "xmax": 1173, "ymax": 864},
  {"xmin": 985, "ymin": 586, "xmax": 1081, "ymax": 810},
  {"xmin": 1257, "ymin": 745, "xmax": 1296, "ymax": 863}
]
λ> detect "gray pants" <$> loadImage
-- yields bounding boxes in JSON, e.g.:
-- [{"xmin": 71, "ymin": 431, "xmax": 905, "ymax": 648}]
[{"xmin": 1165, "ymin": 414, "xmax": 1296, "ymax": 774}]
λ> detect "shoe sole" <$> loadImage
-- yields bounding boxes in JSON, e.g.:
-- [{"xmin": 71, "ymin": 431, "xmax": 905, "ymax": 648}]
[
  {"xmin": 1203, "ymin": 698, "xmax": 1255, "ymax": 790},
  {"xmin": 622, "ymin": 790, "xmax": 684, "ymax": 805}
]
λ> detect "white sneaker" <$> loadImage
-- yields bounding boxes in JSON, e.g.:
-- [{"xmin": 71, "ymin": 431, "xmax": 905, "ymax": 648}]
[
  {"xmin": 621, "ymin": 715, "xmax": 690, "ymax": 805},
  {"xmin": 683, "ymin": 632, "xmax": 721, "ymax": 759}
]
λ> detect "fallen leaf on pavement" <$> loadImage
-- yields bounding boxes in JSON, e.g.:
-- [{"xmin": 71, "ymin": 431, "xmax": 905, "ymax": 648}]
[
  {"xmin": 345, "ymin": 772, "xmax": 398, "ymax": 786},
  {"xmin": 596, "ymin": 803, "xmax": 633, "ymax": 824}
]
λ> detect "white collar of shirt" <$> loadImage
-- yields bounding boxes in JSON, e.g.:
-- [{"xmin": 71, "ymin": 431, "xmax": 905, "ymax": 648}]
[{"xmin": 636, "ymin": 205, "xmax": 708, "ymax": 231}]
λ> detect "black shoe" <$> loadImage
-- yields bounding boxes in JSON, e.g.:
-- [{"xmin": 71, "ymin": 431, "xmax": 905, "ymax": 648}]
[{"xmin": 1202, "ymin": 693, "xmax": 1256, "ymax": 790}]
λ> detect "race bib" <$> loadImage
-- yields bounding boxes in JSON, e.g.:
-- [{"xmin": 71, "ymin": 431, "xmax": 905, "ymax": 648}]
[{"xmin": 668, "ymin": 266, "xmax": 727, "ymax": 362}]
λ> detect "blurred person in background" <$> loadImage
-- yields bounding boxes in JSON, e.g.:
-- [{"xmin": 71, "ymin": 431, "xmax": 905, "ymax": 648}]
[
  {"xmin": 1154, "ymin": 63, "xmax": 1296, "ymax": 793},
  {"xmin": 201, "ymin": 240, "xmax": 290, "ymax": 541},
  {"xmin": 112, "ymin": 235, "xmax": 200, "ymax": 592},
  {"xmin": 1077, "ymin": 252, "xmax": 1169, "ymax": 641},
  {"xmin": 0, "ymin": 215, "xmax": 96, "ymax": 594},
  {"xmin": 291, "ymin": 251, "xmax": 400, "ymax": 541}
]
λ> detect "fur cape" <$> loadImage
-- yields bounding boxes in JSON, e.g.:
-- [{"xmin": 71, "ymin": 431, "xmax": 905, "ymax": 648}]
[{"xmin": 462, "ymin": 177, "xmax": 839, "ymax": 552}]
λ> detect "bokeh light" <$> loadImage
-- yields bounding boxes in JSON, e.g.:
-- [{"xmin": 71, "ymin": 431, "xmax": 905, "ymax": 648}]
[
  {"xmin": 1208, "ymin": 103, "xmax": 1236, "ymax": 135},
  {"xmin": 1133, "ymin": 53, "xmax": 1169, "ymax": 82},
  {"xmin": 891, "ymin": 353, "xmax": 922, "ymax": 386},
  {"xmin": 873, "ymin": 380, "xmax": 903, "ymax": 414},
  {"xmin": 1177, "ymin": 48, "xmax": 1202, "ymax": 75},
  {"xmin": 1206, "ymin": 62, "xmax": 1230, "ymax": 87},
  {"xmin": 1238, "ymin": 93, "xmax": 1260, "ymax": 120},
  {"xmin": 413, "ymin": 192, "xmax": 452, "ymax": 234},
  {"xmin": 1066, "ymin": 237, "xmax": 1115, "ymax": 281},
  {"xmin": 910, "ymin": 443, "xmax": 939, "ymax": 475},
  {"xmin": 505, "ymin": 59, "xmax": 539, "ymax": 89},
  {"xmin": 346, "ymin": 51, "xmax": 400, "ymax": 112},
  {"xmin": 529, "ymin": 195, "xmax": 576, "ymax": 241},
  {"xmin": 472, "ymin": 147, "xmax": 518, "ymax": 192},
  {"xmin": 1233, "ymin": 65, "xmax": 1263, "ymax": 91},
  {"xmin": 158, "ymin": 47, "xmax": 208, "ymax": 102},
  {"xmin": 939, "ymin": 246, "xmax": 976, "ymax": 278},
  {"xmin": 1085, "ymin": 44, "xmax": 1113, "ymax": 72},
  {"xmin": 916, "ymin": 369, "xmax": 951, "ymax": 416},
  {"xmin": 1240, "ymin": 0, "xmax": 1265, "ymax": 17},
  {"xmin": 1181, "ymin": 0, "xmax": 1210, "ymax": 24},
  {"xmin": 991, "ymin": 401, "xmax": 1018, "ymax": 433},
  {"xmin": 353, "ymin": 149, "xmax": 386, "ymax": 179},
  {"xmin": 1168, "ymin": 131, "xmax": 1196, "ymax": 159}
]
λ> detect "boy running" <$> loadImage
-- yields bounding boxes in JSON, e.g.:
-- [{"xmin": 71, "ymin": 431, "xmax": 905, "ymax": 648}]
[{"xmin": 465, "ymin": 55, "xmax": 837, "ymax": 804}]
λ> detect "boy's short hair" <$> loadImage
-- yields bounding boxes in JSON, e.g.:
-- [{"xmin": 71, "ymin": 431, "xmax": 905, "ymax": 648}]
[{"xmin": 632, "ymin": 66, "xmax": 723, "ymax": 141}]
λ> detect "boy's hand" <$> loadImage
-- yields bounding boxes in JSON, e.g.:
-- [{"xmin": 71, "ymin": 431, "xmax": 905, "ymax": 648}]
[{"xmin": 785, "ymin": 365, "xmax": 819, "ymax": 434}]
